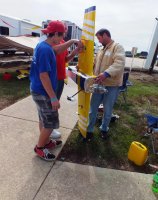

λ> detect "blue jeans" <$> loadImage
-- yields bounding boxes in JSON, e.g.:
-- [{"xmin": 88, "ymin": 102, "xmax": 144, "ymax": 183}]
[
  {"xmin": 87, "ymin": 86, "xmax": 119, "ymax": 132},
  {"xmin": 56, "ymin": 80, "xmax": 64, "ymax": 100}
]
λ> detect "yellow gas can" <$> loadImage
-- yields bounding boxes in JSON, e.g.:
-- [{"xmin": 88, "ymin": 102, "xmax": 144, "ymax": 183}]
[{"xmin": 128, "ymin": 141, "xmax": 148, "ymax": 166}]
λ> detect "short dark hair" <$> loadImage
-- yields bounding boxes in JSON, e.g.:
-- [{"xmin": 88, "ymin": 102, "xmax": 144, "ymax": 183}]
[
  {"xmin": 96, "ymin": 29, "xmax": 111, "ymax": 38},
  {"xmin": 48, "ymin": 32, "xmax": 64, "ymax": 37}
]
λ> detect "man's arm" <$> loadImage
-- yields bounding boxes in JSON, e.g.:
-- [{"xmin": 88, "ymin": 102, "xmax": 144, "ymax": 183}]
[
  {"xmin": 53, "ymin": 39, "xmax": 83, "ymax": 55},
  {"xmin": 40, "ymin": 72, "xmax": 60, "ymax": 110},
  {"xmin": 65, "ymin": 47, "xmax": 80, "ymax": 62}
]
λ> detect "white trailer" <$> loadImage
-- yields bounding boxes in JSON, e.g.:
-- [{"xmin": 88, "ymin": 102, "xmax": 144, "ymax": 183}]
[
  {"xmin": 63, "ymin": 20, "xmax": 82, "ymax": 52},
  {"xmin": 0, "ymin": 14, "xmax": 41, "ymax": 37},
  {"xmin": 62, "ymin": 20, "xmax": 82, "ymax": 40}
]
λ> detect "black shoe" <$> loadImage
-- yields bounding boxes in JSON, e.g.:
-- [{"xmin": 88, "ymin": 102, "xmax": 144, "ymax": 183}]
[
  {"xmin": 110, "ymin": 114, "xmax": 119, "ymax": 123},
  {"xmin": 100, "ymin": 131, "xmax": 109, "ymax": 140},
  {"xmin": 83, "ymin": 132, "xmax": 93, "ymax": 142},
  {"xmin": 110, "ymin": 116, "xmax": 117, "ymax": 123}
]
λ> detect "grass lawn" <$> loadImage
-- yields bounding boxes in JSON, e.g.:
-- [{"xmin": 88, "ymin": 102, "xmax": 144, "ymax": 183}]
[
  {"xmin": 0, "ymin": 71, "xmax": 30, "ymax": 110},
  {"xmin": 58, "ymin": 72, "xmax": 158, "ymax": 174}
]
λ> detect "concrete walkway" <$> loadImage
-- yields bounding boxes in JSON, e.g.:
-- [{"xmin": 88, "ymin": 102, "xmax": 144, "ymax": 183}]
[{"xmin": 0, "ymin": 78, "xmax": 157, "ymax": 200}]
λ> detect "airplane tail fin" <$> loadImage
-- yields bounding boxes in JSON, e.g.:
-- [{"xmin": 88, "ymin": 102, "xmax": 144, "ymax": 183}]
[
  {"xmin": 77, "ymin": 6, "xmax": 96, "ymax": 138},
  {"xmin": 78, "ymin": 6, "xmax": 96, "ymax": 76}
]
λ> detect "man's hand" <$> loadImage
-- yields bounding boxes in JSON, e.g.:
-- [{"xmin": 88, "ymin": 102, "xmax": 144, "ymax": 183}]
[
  {"xmin": 72, "ymin": 39, "xmax": 84, "ymax": 49},
  {"xmin": 74, "ymin": 46, "xmax": 84, "ymax": 54},
  {"xmin": 76, "ymin": 64, "xmax": 79, "ymax": 71},
  {"xmin": 95, "ymin": 73, "xmax": 106, "ymax": 84},
  {"xmin": 51, "ymin": 97, "xmax": 60, "ymax": 111},
  {"xmin": 77, "ymin": 41, "xmax": 84, "ymax": 49}
]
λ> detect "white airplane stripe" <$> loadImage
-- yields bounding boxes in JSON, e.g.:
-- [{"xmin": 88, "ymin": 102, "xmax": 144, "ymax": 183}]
[
  {"xmin": 78, "ymin": 121, "xmax": 87, "ymax": 131},
  {"xmin": 82, "ymin": 31, "xmax": 94, "ymax": 41},
  {"xmin": 78, "ymin": 118, "xmax": 87, "ymax": 127},
  {"xmin": 79, "ymin": 115, "xmax": 88, "ymax": 122},
  {"xmin": 84, "ymin": 19, "xmax": 95, "ymax": 26},
  {"xmin": 83, "ymin": 25, "xmax": 94, "ymax": 34}
]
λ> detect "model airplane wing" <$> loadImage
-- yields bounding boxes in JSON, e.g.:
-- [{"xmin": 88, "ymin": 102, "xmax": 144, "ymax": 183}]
[
  {"xmin": 65, "ymin": 6, "xmax": 96, "ymax": 138},
  {"xmin": 77, "ymin": 6, "xmax": 96, "ymax": 138}
]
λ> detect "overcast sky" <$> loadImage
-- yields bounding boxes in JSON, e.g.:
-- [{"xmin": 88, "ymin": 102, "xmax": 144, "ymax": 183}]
[{"xmin": 1, "ymin": 0, "xmax": 158, "ymax": 52}]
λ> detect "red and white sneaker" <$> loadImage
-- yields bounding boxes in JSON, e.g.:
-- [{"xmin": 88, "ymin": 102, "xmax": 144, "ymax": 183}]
[
  {"xmin": 34, "ymin": 146, "xmax": 55, "ymax": 161},
  {"xmin": 45, "ymin": 139, "xmax": 62, "ymax": 149}
]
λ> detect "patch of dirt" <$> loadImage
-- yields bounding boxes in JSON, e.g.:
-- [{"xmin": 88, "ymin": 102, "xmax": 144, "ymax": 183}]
[
  {"xmin": 58, "ymin": 130, "xmax": 158, "ymax": 174},
  {"xmin": 0, "ymin": 98, "xmax": 12, "ymax": 111},
  {"xmin": 129, "ymin": 71, "xmax": 158, "ymax": 83},
  {"xmin": 58, "ymin": 154, "xmax": 156, "ymax": 174}
]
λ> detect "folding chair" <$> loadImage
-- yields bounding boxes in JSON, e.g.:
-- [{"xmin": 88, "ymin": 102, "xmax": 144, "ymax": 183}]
[
  {"xmin": 144, "ymin": 114, "xmax": 158, "ymax": 154},
  {"xmin": 119, "ymin": 72, "xmax": 133, "ymax": 104}
]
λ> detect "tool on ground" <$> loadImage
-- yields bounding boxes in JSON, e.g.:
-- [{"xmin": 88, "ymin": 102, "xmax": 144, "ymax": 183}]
[{"xmin": 67, "ymin": 89, "xmax": 82, "ymax": 101}]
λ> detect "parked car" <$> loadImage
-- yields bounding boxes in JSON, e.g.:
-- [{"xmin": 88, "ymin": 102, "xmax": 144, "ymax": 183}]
[
  {"xmin": 139, "ymin": 51, "xmax": 148, "ymax": 59},
  {"xmin": 125, "ymin": 51, "xmax": 133, "ymax": 57}
]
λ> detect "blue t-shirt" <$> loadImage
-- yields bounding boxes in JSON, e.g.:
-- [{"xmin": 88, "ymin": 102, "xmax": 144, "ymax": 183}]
[{"xmin": 30, "ymin": 41, "xmax": 57, "ymax": 96}]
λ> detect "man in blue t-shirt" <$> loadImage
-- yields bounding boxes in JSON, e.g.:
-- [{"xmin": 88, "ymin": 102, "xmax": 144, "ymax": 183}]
[{"xmin": 30, "ymin": 20, "xmax": 83, "ymax": 161}]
